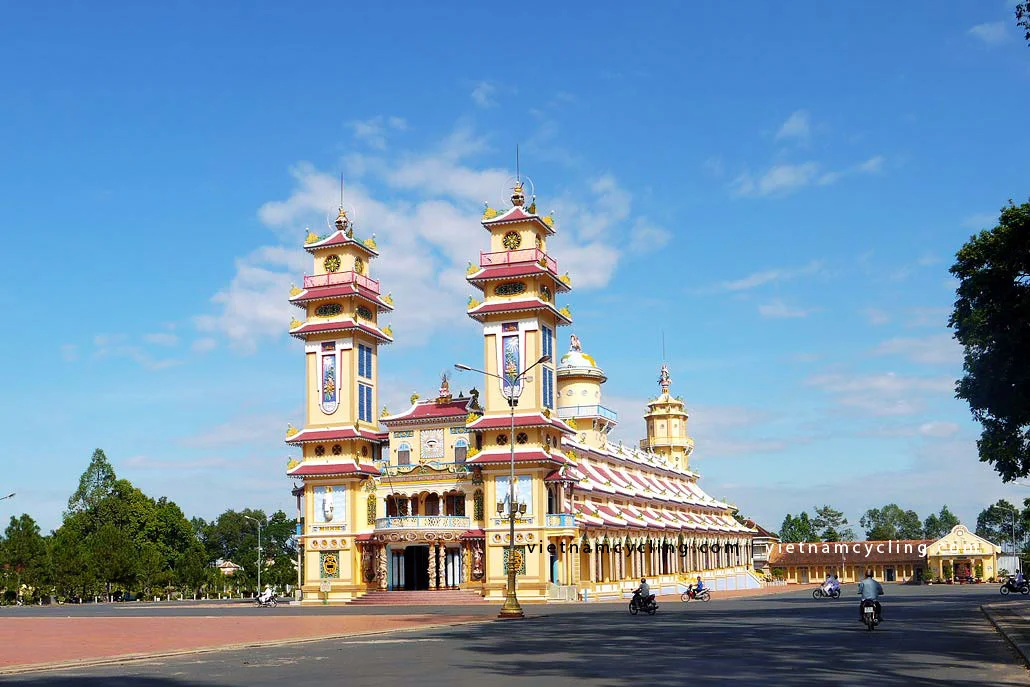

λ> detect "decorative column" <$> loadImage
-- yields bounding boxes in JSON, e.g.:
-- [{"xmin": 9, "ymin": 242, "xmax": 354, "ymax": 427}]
[{"xmin": 377, "ymin": 544, "xmax": 388, "ymax": 591}]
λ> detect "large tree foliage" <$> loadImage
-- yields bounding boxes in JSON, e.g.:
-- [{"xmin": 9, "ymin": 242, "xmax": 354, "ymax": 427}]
[
  {"xmin": 66, "ymin": 448, "xmax": 117, "ymax": 520},
  {"xmin": 1, "ymin": 515, "xmax": 49, "ymax": 599},
  {"xmin": 976, "ymin": 498, "xmax": 1029, "ymax": 546},
  {"xmin": 779, "ymin": 512, "xmax": 819, "ymax": 542},
  {"xmin": 860, "ymin": 504, "xmax": 923, "ymax": 540},
  {"xmin": 811, "ymin": 504, "xmax": 855, "ymax": 541},
  {"xmin": 949, "ymin": 201, "xmax": 1030, "ymax": 481},
  {"xmin": 1017, "ymin": 2, "xmax": 1030, "ymax": 45},
  {"xmin": 923, "ymin": 505, "xmax": 961, "ymax": 539}
]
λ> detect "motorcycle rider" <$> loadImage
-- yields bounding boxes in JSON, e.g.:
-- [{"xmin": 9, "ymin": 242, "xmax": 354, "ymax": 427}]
[
  {"xmin": 634, "ymin": 578, "xmax": 653, "ymax": 606},
  {"xmin": 858, "ymin": 570, "xmax": 884, "ymax": 622},
  {"xmin": 257, "ymin": 585, "xmax": 275, "ymax": 605},
  {"xmin": 828, "ymin": 574, "xmax": 841, "ymax": 595}
]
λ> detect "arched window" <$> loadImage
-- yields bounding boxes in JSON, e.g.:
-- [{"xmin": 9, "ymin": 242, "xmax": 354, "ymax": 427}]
[
  {"xmin": 397, "ymin": 443, "xmax": 411, "ymax": 465},
  {"xmin": 454, "ymin": 438, "xmax": 469, "ymax": 464},
  {"xmin": 425, "ymin": 493, "xmax": 440, "ymax": 516}
]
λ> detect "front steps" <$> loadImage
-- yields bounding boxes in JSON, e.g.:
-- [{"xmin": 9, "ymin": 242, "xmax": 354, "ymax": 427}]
[{"xmin": 348, "ymin": 589, "xmax": 489, "ymax": 605}]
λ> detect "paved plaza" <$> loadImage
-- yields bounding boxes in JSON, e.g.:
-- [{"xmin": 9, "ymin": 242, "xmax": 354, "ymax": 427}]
[{"xmin": 2, "ymin": 584, "xmax": 1030, "ymax": 685}]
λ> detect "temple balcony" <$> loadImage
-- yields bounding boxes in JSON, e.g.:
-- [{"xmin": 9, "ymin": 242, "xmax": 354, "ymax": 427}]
[
  {"xmin": 557, "ymin": 404, "xmax": 618, "ymax": 422},
  {"xmin": 546, "ymin": 513, "xmax": 577, "ymax": 528},
  {"xmin": 374, "ymin": 515, "xmax": 470, "ymax": 530},
  {"xmin": 303, "ymin": 270, "xmax": 380, "ymax": 294},
  {"xmin": 480, "ymin": 248, "xmax": 557, "ymax": 273}
]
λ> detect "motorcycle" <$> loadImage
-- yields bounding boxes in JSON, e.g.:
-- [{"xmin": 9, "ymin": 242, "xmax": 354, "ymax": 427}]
[
  {"xmin": 861, "ymin": 599, "xmax": 880, "ymax": 631},
  {"xmin": 813, "ymin": 585, "xmax": 841, "ymax": 599},
  {"xmin": 255, "ymin": 591, "xmax": 278, "ymax": 608},
  {"xmin": 680, "ymin": 586, "xmax": 711, "ymax": 602},
  {"xmin": 629, "ymin": 591, "xmax": 658, "ymax": 615},
  {"xmin": 1000, "ymin": 579, "xmax": 1029, "ymax": 596}
]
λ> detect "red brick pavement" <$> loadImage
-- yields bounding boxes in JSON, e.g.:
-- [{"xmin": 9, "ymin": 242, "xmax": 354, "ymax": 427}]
[{"xmin": 0, "ymin": 614, "xmax": 486, "ymax": 673}]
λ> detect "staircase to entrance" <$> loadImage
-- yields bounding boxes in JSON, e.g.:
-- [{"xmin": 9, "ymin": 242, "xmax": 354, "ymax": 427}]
[{"xmin": 349, "ymin": 589, "xmax": 489, "ymax": 606}]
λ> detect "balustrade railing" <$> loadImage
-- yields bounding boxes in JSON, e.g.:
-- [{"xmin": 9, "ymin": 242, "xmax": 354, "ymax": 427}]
[
  {"xmin": 557, "ymin": 404, "xmax": 618, "ymax": 421},
  {"xmin": 546, "ymin": 513, "xmax": 577, "ymax": 528},
  {"xmin": 480, "ymin": 248, "xmax": 557, "ymax": 273},
  {"xmin": 303, "ymin": 270, "xmax": 380, "ymax": 294},
  {"xmin": 375, "ymin": 515, "xmax": 470, "ymax": 530}
]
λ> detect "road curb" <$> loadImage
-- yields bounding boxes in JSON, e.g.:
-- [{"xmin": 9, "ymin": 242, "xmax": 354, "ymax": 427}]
[
  {"xmin": 981, "ymin": 603, "xmax": 1030, "ymax": 669},
  {"xmin": 0, "ymin": 618, "xmax": 493, "ymax": 676}
]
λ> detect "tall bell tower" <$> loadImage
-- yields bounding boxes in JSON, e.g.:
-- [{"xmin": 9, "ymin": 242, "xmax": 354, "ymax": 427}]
[
  {"xmin": 463, "ymin": 177, "xmax": 575, "ymax": 601},
  {"xmin": 641, "ymin": 363, "xmax": 695, "ymax": 470}
]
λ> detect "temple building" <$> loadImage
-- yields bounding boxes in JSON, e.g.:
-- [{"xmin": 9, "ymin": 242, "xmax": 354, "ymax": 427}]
[{"xmin": 284, "ymin": 178, "xmax": 759, "ymax": 603}]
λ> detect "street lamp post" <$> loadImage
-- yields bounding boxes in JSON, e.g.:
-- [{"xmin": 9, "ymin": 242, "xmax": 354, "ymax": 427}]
[
  {"xmin": 292, "ymin": 484, "xmax": 304, "ymax": 600},
  {"xmin": 243, "ymin": 515, "xmax": 263, "ymax": 596},
  {"xmin": 455, "ymin": 354, "xmax": 550, "ymax": 619},
  {"xmin": 0, "ymin": 493, "xmax": 15, "ymax": 502}
]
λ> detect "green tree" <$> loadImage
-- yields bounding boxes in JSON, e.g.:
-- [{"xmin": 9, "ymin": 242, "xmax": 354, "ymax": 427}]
[
  {"xmin": 136, "ymin": 543, "xmax": 166, "ymax": 599},
  {"xmin": 88, "ymin": 524, "xmax": 138, "ymax": 601},
  {"xmin": 174, "ymin": 546, "xmax": 208, "ymax": 599},
  {"xmin": 976, "ymin": 499, "xmax": 1027, "ymax": 547},
  {"xmin": 1, "ymin": 514, "xmax": 49, "ymax": 602},
  {"xmin": 779, "ymin": 512, "xmax": 818, "ymax": 542},
  {"xmin": 860, "ymin": 504, "xmax": 923, "ymax": 540},
  {"xmin": 948, "ymin": 200, "xmax": 1030, "ymax": 481},
  {"xmin": 923, "ymin": 505, "xmax": 961, "ymax": 539},
  {"xmin": 811, "ymin": 505, "xmax": 855, "ymax": 542},
  {"xmin": 66, "ymin": 448, "xmax": 117, "ymax": 521},
  {"xmin": 50, "ymin": 514, "xmax": 96, "ymax": 600}
]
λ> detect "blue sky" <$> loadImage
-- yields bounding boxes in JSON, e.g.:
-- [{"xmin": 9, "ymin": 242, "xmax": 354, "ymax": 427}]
[{"xmin": 2, "ymin": 2, "xmax": 1029, "ymax": 535}]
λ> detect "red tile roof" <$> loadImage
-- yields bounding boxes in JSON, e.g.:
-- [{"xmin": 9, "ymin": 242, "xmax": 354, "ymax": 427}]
[
  {"xmin": 466, "ymin": 299, "xmax": 572, "ymax": 325},
  {"xmin": 483, "ymin": 206, "xmax": 556, "ymax": 235},
  {"xmin": 289, "ymin": 319, "xmax": 393, "ymax": 343},
  {"xmin": 381, "ymin": 397, "xmax": 473, "ymax": 424},
  {"xmin": 305, "ymin": 231, "xmax": 379, "ymax": 256},
  {"xmin": 286, "ymin": 462, "xmax": 380, "ymax": 477},
  {"xmin": 467, "ymin": 265, "xmax": 570, "ymax": 292},
  {"xmin": 466, "ymin": 413, "xmax": 574, "ymax": 434},
  {"xmin": 285, "ymin": 426, "xmax": 385, "ymax": 445},
  {"xmin": 290, "ymin": 284, "xmax": 393, "ymax": 311},
  {"xmin": 467, "ymin": 448, "xmax": 569, "ymax": 466}
]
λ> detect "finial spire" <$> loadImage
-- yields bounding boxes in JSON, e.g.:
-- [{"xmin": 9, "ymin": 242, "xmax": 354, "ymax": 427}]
[
  {"xmin": 516, "ymin": 144, "xmax": 520, "ymax": 182},
  {"xmin": 659, "ymin": 362, "xmax": 671, "ymax": 395}
]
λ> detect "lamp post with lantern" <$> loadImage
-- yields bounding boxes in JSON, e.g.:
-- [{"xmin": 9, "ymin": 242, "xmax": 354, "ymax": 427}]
[{"xmin": 455, "ymin": 353, "xmax": 550, "ymax": 619}]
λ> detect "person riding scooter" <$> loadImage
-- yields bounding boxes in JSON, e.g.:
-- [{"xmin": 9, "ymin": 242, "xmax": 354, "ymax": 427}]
[
  {"xmin": 858, "ymin": 570, "xmax": 884, "ymax": 622},
  {"xmin": 633, "ymin": 578, "xmax": 654, "ymax": 606}
]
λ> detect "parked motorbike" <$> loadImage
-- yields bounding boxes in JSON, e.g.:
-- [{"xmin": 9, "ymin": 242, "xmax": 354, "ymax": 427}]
[
  {"xmin": 813, "ymin": 585, "xmax": 841, "ymax": 599},
  {"xmin": 861, "ymin": 599, "xmax": 880, "ymax": 631},
  {"xmin": 629, "ymin": 591, "xmax": 658, "ymax": 615},
  {"xmin": 255, "ymin": 591, "xmax": 278, "ymax": 608},
  {"xmin": 999, "ymin": 578, "xmax": 1029, "ymax": 595},
  {"xmin": 680, "ymin": 586, "xmax": 711, "ymax": 602}
]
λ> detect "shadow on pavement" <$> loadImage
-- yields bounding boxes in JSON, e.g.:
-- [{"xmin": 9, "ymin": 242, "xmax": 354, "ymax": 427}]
[
  {"xmin": 4, "ymin": 679, "xmax": 219, "ymax": 687},
  {"xmin": 439, "ymin": 589, "xmax": 1028, "ymax": 686}
]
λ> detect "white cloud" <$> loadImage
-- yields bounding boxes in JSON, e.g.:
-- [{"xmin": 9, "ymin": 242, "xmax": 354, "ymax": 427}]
[
  {"xmin": 703, "ymin": 156, "xmax": 725, "ymax": 178},
  {"xmin": 471, "ymin": 81, "xmax": 497, "ymax": 108},
  {"xmin": 192, "ymin": 338, "xmax": 217, "ymax": 353},
  {"xmin": 349, "ymin": 115, "xmax": 407, "ymax": 150},
  {"xmin": 969, "ymin": 22, "xmax": 1010, "ymax": 45},
  {"xmin": 93, "ymin": 332, "xmax": 182, "ymax": 370},
  {"xmin": 857, "ymin": 155, "xmax": 885, "ymax": 174},
  {"xmin": 143, "ymin": 332, "xmax": 178, "ymax": 346},
  {"xmin": 733, "ymin": 156, "xmax": 885, "ymax": 198},
  {"xmin": 758, "ymin": 299, "xmax": 813, "ymax": 319},
  {"xmin": 864, "ymin": 421, "xmax": 962, "ymax": 439},
  {"xmin": 179, "ymin": 412, "xmax": 288, "ymax": 449},
  {"xmin": 61, "ymin": 344, "xmax": 79, "ymax": 362},
  {"xmin": 804, "ymin": 370, "xmax": 954, "ymax": 417},
  {"xmin": 869, "ymin": 333, "xmax": 963, "ymax": 366},
  {"xmin": 862, "ymin": 307, "xmax": 891, "ymax": 325},
  {"xmin": 905, "ymin": 307, "xmax": 950, "ymax": 328},
  {"xmin": 628, "ymin": 217, "xmax": 671, "ymax": 253},
  {"xmin": 775, "ymin": 110, "xmax": 811, "ymax": 142},
  {"xmin": 716, "ymin": 260, "xmax": 824, "ymax": 291}
]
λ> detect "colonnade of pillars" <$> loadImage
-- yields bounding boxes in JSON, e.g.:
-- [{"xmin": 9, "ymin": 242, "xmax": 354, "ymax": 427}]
[{"xmin": 547, "ymin": 533, "xmax": 751, "ymax": 585}]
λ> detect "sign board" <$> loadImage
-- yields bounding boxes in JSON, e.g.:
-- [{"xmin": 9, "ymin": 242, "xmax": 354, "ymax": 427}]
[{"xmin": 319, "ymin": 581, "xmax": 332, "ymax": 593}]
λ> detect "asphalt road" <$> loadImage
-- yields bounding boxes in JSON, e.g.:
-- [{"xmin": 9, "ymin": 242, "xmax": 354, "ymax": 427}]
[{"xmin": 5, "ymin": 584, "xmax": 1029, "ymax": 686}]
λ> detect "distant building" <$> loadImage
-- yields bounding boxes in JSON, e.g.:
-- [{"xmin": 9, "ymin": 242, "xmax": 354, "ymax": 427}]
[
  {"xmin": 214, "ymin": 560, "xmax": 243, "ymax": 576},
  {"xmin": 740, "ymin": 519, "xmax": 779, "ymax": 573},
  {"xmin": 768, "ymin": 525, "xmax": 1000, "ymax": 583}
]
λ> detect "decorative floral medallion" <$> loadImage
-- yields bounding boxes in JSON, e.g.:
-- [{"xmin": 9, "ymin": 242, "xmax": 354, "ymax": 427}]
[
  {"xmin": 516, "ymin": 432, "xmax": 528, "ymax": 445},
  {"xmin": 494, "ymin": 281, "xmax": 527, "ymax": 297},
  {"xmin": 320, "ymin": 551, "xmax": 339, "ymax": 578},
  {"xmin": 496, "ymin": 434, "xmax": 508, "ymax": 445},
  {"xmin": 503, "ymin": 231, "xmax": 522, "ymax": 250},
  {"xmin": 315, "ymin": 303, "xmax": 342, "ymax": 317},
  {"xmin": 314, "ymin": 445, "xmax": 325, "ymax": 456},
  {"xmin": 331, "ymin": 444, "xmax": 342, "ymax": 455},
  {"xmin": 324, "ymin": 254, "xmax": 341, "ymax": 273}
]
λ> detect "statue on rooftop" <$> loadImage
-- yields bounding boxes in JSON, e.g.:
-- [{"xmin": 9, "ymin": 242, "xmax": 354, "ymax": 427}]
[{"xmin": 570, "ymin": 334, "xmax": 582, "ymax": 352}]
